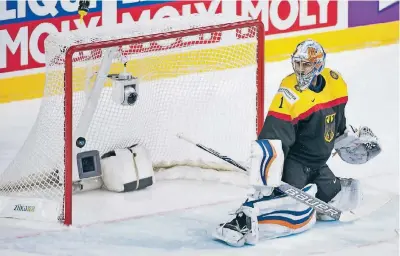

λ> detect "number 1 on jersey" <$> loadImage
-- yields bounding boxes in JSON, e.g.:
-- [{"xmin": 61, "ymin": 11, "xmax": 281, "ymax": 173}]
[{"xmin": 279, "ymin": 96, "xmax": 283, "ymax": 108}]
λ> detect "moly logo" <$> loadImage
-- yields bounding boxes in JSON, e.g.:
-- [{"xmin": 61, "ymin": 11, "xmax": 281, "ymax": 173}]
[
  {"xmin": 0, "ymin": 0, "xmax": 340, "ymax": 74},
  {"xmin": 14, "ymin": 204, "xmax": 36, "ymax": 212}
]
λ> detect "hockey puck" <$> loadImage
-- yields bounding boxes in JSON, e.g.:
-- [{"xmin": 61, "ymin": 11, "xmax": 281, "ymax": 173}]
[{"xmin": 76, "ymin": 137, "xmax": 86, "ymax": 148}]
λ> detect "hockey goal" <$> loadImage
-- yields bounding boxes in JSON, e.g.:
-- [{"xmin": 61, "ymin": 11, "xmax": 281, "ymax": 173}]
[{"xmin": 0, "ymin": 16, "xmax": 265, "ymax": 225}]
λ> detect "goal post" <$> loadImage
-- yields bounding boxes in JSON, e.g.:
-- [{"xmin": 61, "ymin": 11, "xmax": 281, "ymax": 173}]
[{"xmin": 0, "ymin": 16, "xmax": 265, "ymax": 226}]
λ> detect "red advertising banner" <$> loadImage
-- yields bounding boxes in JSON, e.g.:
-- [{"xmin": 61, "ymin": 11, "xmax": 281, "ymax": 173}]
[{"xmin": 0, "ymin": 0, "xmax": 339, "ymax": 74}]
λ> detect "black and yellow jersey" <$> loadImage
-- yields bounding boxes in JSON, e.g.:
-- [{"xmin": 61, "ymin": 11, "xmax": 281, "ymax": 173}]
[{"xmin": 258, "ymin": 68, "xmax": 348, "ymax": 168}]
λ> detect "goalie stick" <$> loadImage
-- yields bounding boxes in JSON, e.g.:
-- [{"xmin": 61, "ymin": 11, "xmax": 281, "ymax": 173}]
[{"xmin": 176, "ymin": 133, "xmax": 343, "ymax": 220}]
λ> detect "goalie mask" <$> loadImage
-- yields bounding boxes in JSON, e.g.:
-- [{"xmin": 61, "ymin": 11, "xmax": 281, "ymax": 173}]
[{"xmin": 291, "ymin": 40, "xmax": 326, "ymax": 91}]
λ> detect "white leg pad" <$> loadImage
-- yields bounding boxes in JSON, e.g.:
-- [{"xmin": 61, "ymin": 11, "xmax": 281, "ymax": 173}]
[
  {"xmin": 101, "ymin": 144, "xmax": 154, "ymax": 192},
  {"xmin": 249, "ymin": 139, "xmax": 284, "ymax": 195},
  {"xmin": 317, "ymin": 178, "xmax": 362, "ymax": 221},
  {"xmin": 255, "ymin": 184, "xmax": 317, "ymax": 239},
  {"xmin": 213, "ymin": 184, "xmax": 318, "ymax": 246}
]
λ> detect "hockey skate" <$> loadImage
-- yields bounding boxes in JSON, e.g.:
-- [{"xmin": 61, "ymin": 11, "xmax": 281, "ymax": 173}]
[{"xmin": 212, "ymin": 205, "xmax": 259, "ymax": 247}]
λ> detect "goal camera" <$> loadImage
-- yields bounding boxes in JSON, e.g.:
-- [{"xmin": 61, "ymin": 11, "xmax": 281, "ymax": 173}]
[{"xmin": 108, "ymin": 69, "xmax": 139, "ymax": 106}]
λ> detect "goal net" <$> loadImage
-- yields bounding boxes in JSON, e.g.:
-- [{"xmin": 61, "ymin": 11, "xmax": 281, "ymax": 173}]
[{"xmin": 0, "ymin": 15, "xmax": 264, "ymax": 225}]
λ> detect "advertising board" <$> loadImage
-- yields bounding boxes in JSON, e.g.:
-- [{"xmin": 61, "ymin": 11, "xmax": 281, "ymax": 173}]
[
  {"xmin": 348, "ymin": 0, "xmax": 399, "ymax": 27},
  {"xmin": 0, "ymin": 0, "xmax": 397, "ymax": 103},
  {"xmin": 0, "ymin": 0, "xmax": 342, "ymax": 76}
]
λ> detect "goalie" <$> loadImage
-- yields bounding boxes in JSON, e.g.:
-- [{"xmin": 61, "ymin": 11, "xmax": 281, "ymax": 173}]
[{"xmin": 213, "ymin": 39, "xmax": 381, "ymax": 247}]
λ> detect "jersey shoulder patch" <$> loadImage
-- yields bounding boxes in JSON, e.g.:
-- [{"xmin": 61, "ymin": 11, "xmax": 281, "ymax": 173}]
[
  {"xmin": 321, "ymin": 68, "xmax": 348, "ymax": 99},
  {"xmin": 330, "ymin": 70, "xmax": 339, "ymax": 80},
  {"xmin": 322, "ymin": 68, "xmax": 342, "ymax": 80},
  {"xmin": 278, "ymin": 87, "xmax": 299, "ymax": 105}
]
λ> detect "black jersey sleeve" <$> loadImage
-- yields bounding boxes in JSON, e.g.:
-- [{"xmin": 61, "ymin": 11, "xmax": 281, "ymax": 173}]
[{"xmin": 258, "ymin": 90, "xmax": 297, "ymax": 158}]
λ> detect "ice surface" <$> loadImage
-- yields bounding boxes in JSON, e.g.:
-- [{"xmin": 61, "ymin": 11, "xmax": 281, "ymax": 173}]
[{"xmin": 0, "ymin": 43, "xmax": 398, "ymax": 255}]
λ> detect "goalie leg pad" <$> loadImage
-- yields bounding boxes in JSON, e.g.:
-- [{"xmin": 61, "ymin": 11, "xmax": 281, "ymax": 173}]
[
  {"xmin": 249, "ymin": 139, "xmax": 284, "ymax": 194},
  {"xmin": 250, "ymin": 184, "xmax": 317, "ymax": 240},
  {"xmin": 213, "ymin": 184, "xmax": 317, "ymax": 246},
  {"xmin": 317, "ymin": 178, "xmax": 362, "ymax": 221},
  {"xmin": 101, "ymin": 144, "xmax": 154, "ymax": 192}
]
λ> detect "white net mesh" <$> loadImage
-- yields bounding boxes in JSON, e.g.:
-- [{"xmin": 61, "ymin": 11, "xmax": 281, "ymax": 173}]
[{"xmin": 0, "ymin": 15, "xmax": 263, "ymax": 223}]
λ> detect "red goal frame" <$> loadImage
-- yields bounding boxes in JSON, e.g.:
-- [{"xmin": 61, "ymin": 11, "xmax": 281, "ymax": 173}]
[{"xmin": 63, "ymin": 19, "xmax": 265, "ymax": 225}]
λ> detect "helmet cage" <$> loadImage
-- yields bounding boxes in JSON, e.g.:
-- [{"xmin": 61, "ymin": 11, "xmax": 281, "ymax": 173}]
[{"xmin": 291, "ymin": 41, "xmax": 326, "ymax": 91}]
